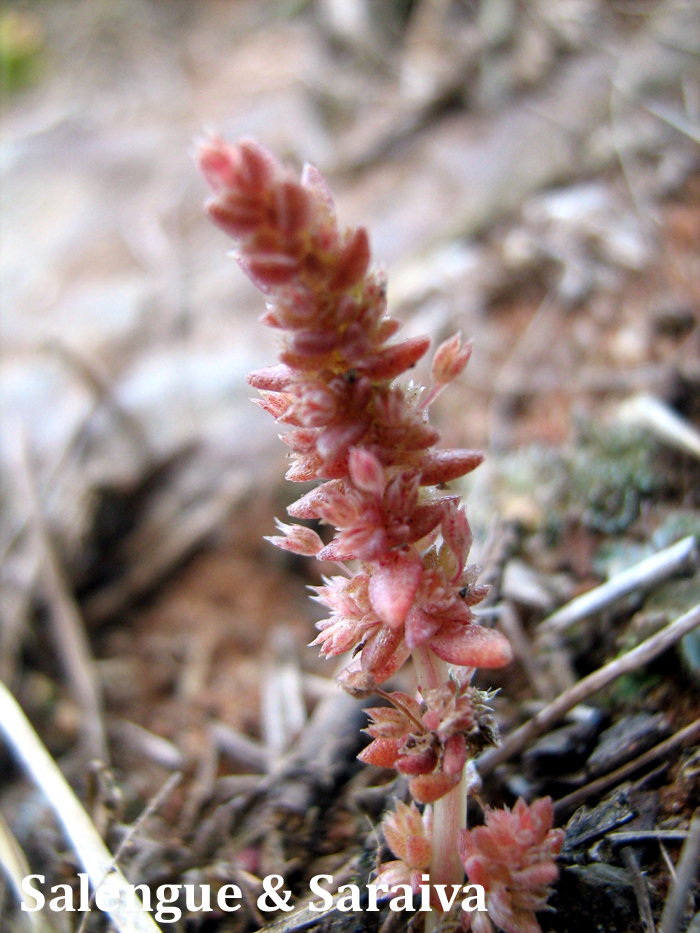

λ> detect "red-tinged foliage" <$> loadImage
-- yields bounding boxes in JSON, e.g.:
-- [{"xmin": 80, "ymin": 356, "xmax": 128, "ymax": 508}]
[
  {"xmin": 357, "ymin": 682, "xmax": 498, "ymax": 801},
  {"xmin": 199, "ymin": 137, "xmax": 561, "ymax": 909},
  {"xmin": 418, "ymin": 449, "xmax": 485, "ymax": 485},
  {"xmin": 459, "ymin": 798, "xmax": 565, "ymax": 933},
  {"xmin": 376, "ymin": 802, "xmax": 432, "ymax": 894}
]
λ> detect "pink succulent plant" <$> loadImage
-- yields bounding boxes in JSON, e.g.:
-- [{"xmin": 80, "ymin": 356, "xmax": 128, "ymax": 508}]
[
  {"xmin": 458, "ymin": 797, "xmax": 565, "ymax": 933},
  {"xmin": 359, "ymin": 681, "xmax": 497, "ymax": 803},
  {"xmin": 375, "ymin": 801, "xmax": 432, "ymax": 894},
  {"xmin": 198, "ymin": 136, "xmax": 563, "ymax": 930}
]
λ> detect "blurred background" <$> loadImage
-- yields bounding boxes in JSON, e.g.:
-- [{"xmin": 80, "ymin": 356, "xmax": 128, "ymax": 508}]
[{"xmin": 1, "ymin": 0, "xmax": 700, "ymax": 926}]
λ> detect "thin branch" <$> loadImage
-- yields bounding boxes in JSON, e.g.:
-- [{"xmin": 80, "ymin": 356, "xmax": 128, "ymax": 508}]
[
  {"xmin": 495, "ymin": 601, "xmax": 553, "ymax": 699},
  {"xmin": 18, "ymin": 433, "xmax": 108, "ymax": 761},
  {"xmin": 77, "ymin": 773, "xmax": 181, "ymax": 933},
  {"xmin": 553, "ymin": 718, "xmax": 700, "ymax": 820},
  {"xmin": 621, "ymin": 845, "xmax": 656, "ymax": 933},
  {"xmin": 210, "ymin": 721, "xmax": 268, "ymax": 773},
  {"xmin": 0, "ymin": 679, "xmax": 162, "ymax": 933},
  {"xmin": 538, "ymin": 535, "xmax": 698, "ymax": 638},
  {"xmin": 659, "ymin": 812, "xmax": 700, "ymax": 933},
  {"xmin": 478, "ymin": 603, "xmax": 700, "ymax": 776},
  {"xmin": 609, "ymin": 831, "xmax": 690, "ymax": 845}
]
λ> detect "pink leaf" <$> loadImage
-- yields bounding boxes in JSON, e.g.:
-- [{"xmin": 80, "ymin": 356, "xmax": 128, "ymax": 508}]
[
  {"xmin": 404, "ymin": 607, "xmax": 441, "ymax": 650},
  {"xmin": 418, "ymin": 449, "xmax": 484, "ymax": 485},
  {"xmin": 430, "ymin": 623, "xmax": 512, "ymax": 669},
  {"xmin": 349, "ymin": 447, "xmax": 386, "ymax": 496},
  {"xmin": 369, "ymin": 549, "xmax": 423, "ymax": 629},
  {"xmin": 328, "ymin": 228, "xmax": 370, "ymax": 291},
  {"xmin": 360, "ymin": 336, "xmax": 431, "ymax": 381}
]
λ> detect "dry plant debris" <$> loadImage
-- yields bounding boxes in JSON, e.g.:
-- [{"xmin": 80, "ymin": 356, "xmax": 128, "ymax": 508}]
[{"xmin": 1, "ymin": 1, "xmax": 700, "ymax": 932}]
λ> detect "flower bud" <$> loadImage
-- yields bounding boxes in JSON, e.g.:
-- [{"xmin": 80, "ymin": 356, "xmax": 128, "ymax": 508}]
[
  {"xmin": 348, "ymin": 447, "xmax": 385, "ymax": 496},
  {"xmin": 265, "ymin": 520, "xmax": 323, "ymax": 556},
  {"xmin": 431, "ymin": 332, "xmax": 473, "ymax": 387}
]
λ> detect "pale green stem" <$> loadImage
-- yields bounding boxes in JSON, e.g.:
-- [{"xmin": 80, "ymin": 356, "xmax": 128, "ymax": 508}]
[{"xmin": 412, "ymin": 647, "xmax": 466, "ymax": 932}]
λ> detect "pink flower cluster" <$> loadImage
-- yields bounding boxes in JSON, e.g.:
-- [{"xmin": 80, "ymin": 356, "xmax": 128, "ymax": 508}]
[
  {"xmin": 459, "ymin": 798, "xmax": 565, "ymax": 933},
  {"xmin": 375, "ymin": 801, "xmax": 432, "ymax": 894},
  {"xmin": 197, "ymin": 136, "xmax": 511, "ymax": 690},
  {"xmin": 359, "ymin": 681, "xmax": 497, "ymax": 804},
  {"xmin": 198, "ymin": 137, "xmax": 562, "ymax": 932}
]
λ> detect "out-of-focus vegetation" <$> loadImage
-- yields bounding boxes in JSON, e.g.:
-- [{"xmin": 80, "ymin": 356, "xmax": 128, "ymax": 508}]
[{"xmin": 0, "ymin": 8, "xmax": 43, "ymax": 92}]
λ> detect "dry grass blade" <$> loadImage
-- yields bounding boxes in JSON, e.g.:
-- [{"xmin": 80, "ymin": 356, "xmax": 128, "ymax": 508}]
[
  {"xmin": 0, "ymin": 679, "xmax": 162, "ymax": 933},
  {"xmin": 658, "ymin": 811, "xmax": 700, "ymax": 933},
  {"xmin": 16, "ymin": 433, "xmax": 108, "ymax": 762},
  {"xmin": 538, "ymin": 535, "xmax": 698, "ymax": 637},
  {"xmin": 0, "ymin": 808, "xmax": 51, "ymax": 933},
  {"xmin": 479, "ymin": 602, "xmax": 700, "ymax": 776},
  {"xmin": 621, "ymin": 845, "xmax": 656, "ymax": 933},
  {"xmin": 263, "ymin": 627, "xmax": 307, "ymax": 770}
]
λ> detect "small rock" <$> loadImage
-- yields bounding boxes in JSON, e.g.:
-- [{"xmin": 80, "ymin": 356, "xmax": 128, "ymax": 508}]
[
  {"xmin": 586, "ymin": 713, "xmax": 670, "ymax": 779},
  {"xmin": 522, "ymin": 710, "xmax": 605, "ymax": 777}
]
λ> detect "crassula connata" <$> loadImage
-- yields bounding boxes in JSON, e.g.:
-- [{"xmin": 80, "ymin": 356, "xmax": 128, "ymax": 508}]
[{"xmin": 197, "ymin": 137, "xmax": 563, "ymax": 933}]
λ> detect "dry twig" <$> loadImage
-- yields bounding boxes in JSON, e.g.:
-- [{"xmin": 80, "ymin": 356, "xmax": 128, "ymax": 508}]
[
  {"xmin": 210, "ymin": 721, "xmax": 268, "ymax": 773},
  {"xmin": 17, "ymin": 433, "xmax": 108, "ymax": 761},
  {"xmin": 479, "ymin": 602, "xmax": 700, "ymax": 776},
  {"xmin": 538, "ymin": 535, "xmax": 698, "ymax": 638},
  {"xmin": 495, "ymin": 601, "xmax": 553, "ymax": 699},
  {"xmin": 77, "ymin": 772, "xmax": 182, "ymax": 933},
  {"xmin": 659, "ymin": 812, "xmax": 700, "ymax": 933},
  {"xmin": 553, "ymin": 718, "xmax": 700, "ymax": 820},
  {"xmin": 0, "ymin": 679, "xmax": 162, "ymax": 933},
  {"xmin": 621, "ymin": 845, "xmax": 656, "ymax": 933}
]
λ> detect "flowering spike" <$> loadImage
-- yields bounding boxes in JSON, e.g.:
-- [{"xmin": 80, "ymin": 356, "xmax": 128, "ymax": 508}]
[{"xmin": 199, "ymin": 138, "xmax": 563, "ymax": 916}]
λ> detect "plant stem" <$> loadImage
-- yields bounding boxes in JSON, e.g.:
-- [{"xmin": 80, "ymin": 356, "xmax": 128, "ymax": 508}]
[{"xmin": 413, "ymin": 647, "xmax": 466, "ymax": 932}]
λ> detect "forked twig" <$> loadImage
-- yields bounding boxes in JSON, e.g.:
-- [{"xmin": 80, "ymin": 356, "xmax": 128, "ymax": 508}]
[
  {"xmin": 478, "ymin": 602, "xmax": 700, "ymax": 776},
  {"xmin": 0, "ymin": 679, "xmax": 162, "ymax": 933}
]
